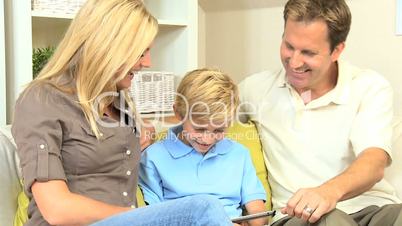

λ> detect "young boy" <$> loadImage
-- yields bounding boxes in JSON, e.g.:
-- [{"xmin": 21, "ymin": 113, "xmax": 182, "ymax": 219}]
[{"xmin": 139, "ymin": 69, "xmax": 267, "ymax": 226}]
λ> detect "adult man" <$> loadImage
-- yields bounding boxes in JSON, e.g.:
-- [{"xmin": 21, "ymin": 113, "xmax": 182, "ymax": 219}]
[{"xmin": 239, "ymin": 0, "xmax": 402, "ymax": 225}]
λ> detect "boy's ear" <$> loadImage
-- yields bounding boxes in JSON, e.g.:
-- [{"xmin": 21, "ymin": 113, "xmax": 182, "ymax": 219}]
[{"xmin": 173, "ymin": 104, "xmax": 183, "ymax": 121}]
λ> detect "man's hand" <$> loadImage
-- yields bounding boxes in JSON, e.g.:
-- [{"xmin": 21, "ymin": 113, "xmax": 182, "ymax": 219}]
[
  {"xmin": 281, "ymin": 148, "xmax": 389, "ymax": 223},
  {"xmin": 281, "ymin": 185, "xmax": 341, "ymax": 223}
]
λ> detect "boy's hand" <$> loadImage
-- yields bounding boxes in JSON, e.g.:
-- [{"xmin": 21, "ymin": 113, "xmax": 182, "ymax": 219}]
[
  {"xmin": 244, "ymin": 200, "xmax": 268, "ymax": 226},
  {"xmin": 140, "ymin": 125, "xmax": 155, "ymax": 151},
  {"xmin": 233, "ymin": 222, "xmax": 249, "ymax": 226}
]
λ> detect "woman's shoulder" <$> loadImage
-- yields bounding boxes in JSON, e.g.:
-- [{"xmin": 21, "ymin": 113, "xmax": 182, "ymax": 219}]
[
  {"xmin": 14, "ymin": 81, "xmax": 80, "ymax": 123},
  {"xmin": 17, "ymin": 82, "xmax": 76, "ymax": 107}
]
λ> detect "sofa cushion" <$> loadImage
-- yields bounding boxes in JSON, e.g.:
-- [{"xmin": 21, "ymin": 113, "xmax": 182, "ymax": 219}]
[
  {"xmin": 0, "ymin": 130, "xmax": 22, "ymax": 226},
  {"xmin": 226, "ymin": 121, "xmax": 272, "ymax": 210},
  {"xmin": 13, "ymin": 184, "xmax": 28, "ymax": 226}
]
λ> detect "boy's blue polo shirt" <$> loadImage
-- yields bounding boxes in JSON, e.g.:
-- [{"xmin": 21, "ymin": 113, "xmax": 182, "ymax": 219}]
[{"xmin": 139, "ymin": 126, "xmax": 266, "ymax": 217}]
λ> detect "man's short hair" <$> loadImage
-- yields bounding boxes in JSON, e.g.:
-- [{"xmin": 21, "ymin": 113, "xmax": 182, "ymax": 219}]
[{"xmin": 284, "ymin": 0, "xmax": 352, "ymax": 51}]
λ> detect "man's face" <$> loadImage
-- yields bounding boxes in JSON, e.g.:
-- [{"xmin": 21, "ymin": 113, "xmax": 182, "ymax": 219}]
[{"xmin": 280, "ymin": 19, "xmax": 344, "ymax": 95}]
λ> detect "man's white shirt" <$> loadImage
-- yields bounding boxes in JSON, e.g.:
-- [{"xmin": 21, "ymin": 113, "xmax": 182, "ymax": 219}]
[{"xmin": 239, "ymin": 61, "xmax": 401, "ymax": 222}]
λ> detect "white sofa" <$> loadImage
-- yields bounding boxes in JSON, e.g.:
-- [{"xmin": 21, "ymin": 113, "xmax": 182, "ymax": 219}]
[{"xmin": 1, "ymin": 119, "xmax": 402, "ymax": 226}]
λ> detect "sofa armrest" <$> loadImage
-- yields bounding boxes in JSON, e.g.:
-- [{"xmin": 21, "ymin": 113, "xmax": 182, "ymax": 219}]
[
  {"xmin": 0, "ymin": 128, "xmax": 23, "ymax": 226},
  {"xmin": 384, "ymin": 117, "xmax": 402, "ymax": 199}
]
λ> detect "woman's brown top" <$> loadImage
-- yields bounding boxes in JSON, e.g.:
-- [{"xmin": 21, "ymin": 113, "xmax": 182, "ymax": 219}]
[{"xmin": 12, "ymin": 82, "xmax": 140, "ymax": 226}]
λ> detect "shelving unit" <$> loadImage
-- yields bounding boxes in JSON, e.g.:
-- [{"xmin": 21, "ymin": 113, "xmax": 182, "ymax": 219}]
[{"xmin": 4, "ymin": 0, "xmax": 198, "ymax": 124}]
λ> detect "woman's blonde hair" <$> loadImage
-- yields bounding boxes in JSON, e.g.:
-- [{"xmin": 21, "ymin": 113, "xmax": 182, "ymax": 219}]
[
  {"xmin": 175, "ymin": 68, "xmax": 239, "ymax": 126},
  {"xmin": 27, "ymin": 0, "xmax": 158, "ymax": 138}
]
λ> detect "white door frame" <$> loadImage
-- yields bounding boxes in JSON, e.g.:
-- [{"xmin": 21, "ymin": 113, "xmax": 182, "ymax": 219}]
[{"xmin": 0, "ymin": 0, "xmax": 6, "ymax": 126}]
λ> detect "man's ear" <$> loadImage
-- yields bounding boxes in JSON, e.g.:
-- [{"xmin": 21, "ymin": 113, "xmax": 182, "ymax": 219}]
[{"xmin": 331, "ymin": 42, "xmax": 345, "ymax": 62}]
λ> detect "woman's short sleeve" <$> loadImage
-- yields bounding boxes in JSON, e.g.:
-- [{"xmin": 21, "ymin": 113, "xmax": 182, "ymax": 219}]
[{"xmin": 11, "ymin": 86, "xmax": 66, "ymax": 197}]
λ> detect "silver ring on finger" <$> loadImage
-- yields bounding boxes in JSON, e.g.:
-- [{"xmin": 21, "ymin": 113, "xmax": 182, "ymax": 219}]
[{"xmin": 303, "ymin": 205, "xmax": 315, "ymax": 215}]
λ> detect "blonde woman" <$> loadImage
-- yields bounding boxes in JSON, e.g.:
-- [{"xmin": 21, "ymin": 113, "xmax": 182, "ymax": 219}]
[{"xmin": 11, "ymin": 1, "xmax": 232, "ymax": 225}]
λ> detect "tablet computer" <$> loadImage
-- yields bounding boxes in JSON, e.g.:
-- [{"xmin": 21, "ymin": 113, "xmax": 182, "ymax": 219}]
[{"xmin": 231, "ymin": 210, "xmax": 276, "ymax": 223}]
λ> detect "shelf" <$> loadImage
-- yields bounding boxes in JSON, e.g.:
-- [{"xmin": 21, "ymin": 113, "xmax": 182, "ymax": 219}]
[
  {"xmin": 31, "ymin": 10, "xmax": 74, "ymax": 19},
  {"xmin": 158, "ymin": 19, "xmax": 187, "ymax": 27},
  {"xmin": 5, "ymin": 0, "xmax": 197, "ymax": 124},
  {"xmin": 31, "ymin": 11, "xmax": 187, "ymax": 27}
]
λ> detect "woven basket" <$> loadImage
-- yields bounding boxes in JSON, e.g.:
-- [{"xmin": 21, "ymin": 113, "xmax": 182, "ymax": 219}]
[
  {"xmin": 130, "ymin": 71, "xmax": 175, "ymax": 113},
  {"xmin": 31, "ymin": 0, "xmax": 86, "ymax": 15}
]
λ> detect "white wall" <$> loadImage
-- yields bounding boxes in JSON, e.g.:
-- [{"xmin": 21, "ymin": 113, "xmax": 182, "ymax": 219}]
[
  {"xmin": 201, "ymin": 0, "xmax": 402, "ymax": 115},
  {"xmin": 4, "ymin": 0, "xmax": 32, "ymax": 124},
  {"xmin": 198, "ymin": 5, "xmax": 206, "ymax": 67}
]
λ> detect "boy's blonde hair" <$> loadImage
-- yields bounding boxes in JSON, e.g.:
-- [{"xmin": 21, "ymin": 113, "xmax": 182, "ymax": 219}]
[
  {"xmin": 25, "ymin": 0, "xmax": 158, "ymax": 138},
  {"xmin": 175, "ymin": 68, "xmax": 239, "ymax": 126}
]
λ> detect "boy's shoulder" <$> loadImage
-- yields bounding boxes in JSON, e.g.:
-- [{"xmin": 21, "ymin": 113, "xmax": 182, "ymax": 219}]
[
  {"xmin": 143, "ymin": 140, "xmax": 169, "ymax": 156},
  {"xmin": 219, "ymin": 138, "xmax": 250, "ymax": 155},
  {"xmin": 143, "ymin": 134, "xmax": 184, "ymax": 158}
]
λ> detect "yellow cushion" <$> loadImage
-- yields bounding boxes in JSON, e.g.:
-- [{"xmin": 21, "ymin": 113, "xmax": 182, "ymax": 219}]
[
  {"xmin": 13, "ymin": 181, "xmax": 28, "ymax": 226},
  {"xmin": 226, "ymin": 121, "xmax": 272, "ymax": 211},
  {"xmin": 136, "ymin": 185, "xmax": 146, "ymax": 207}
]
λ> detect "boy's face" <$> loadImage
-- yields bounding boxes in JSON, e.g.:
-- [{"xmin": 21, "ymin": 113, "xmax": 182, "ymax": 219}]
[{"xmin": 181, "ymin": 119, "xmax": 228, "ymax": 155}]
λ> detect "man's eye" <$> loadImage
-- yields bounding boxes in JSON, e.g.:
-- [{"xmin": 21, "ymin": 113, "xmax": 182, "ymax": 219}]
[
  {"xmin": 302, "ymin": 50, "xmax": 316, "ymax": 56},
  {"xmin": 286, "ymin": 43, "xmax": 294, "ymax": 50}
]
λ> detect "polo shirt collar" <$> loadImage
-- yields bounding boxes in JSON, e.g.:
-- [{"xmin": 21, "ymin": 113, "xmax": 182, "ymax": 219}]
[
  {"xmin": 164, "ymin": 126, "xmax": 194, "ymax": 158},
  {"xmin": 330, "ymin": 60, "xmax": 353, "ymax": 105},
  {"xmin": 164, "ymin": 125, "xmax": 232, "ymax": 159},
  {"xmin": 276, "ymin": 68, "xmax": 288, "ymax": 88}
]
